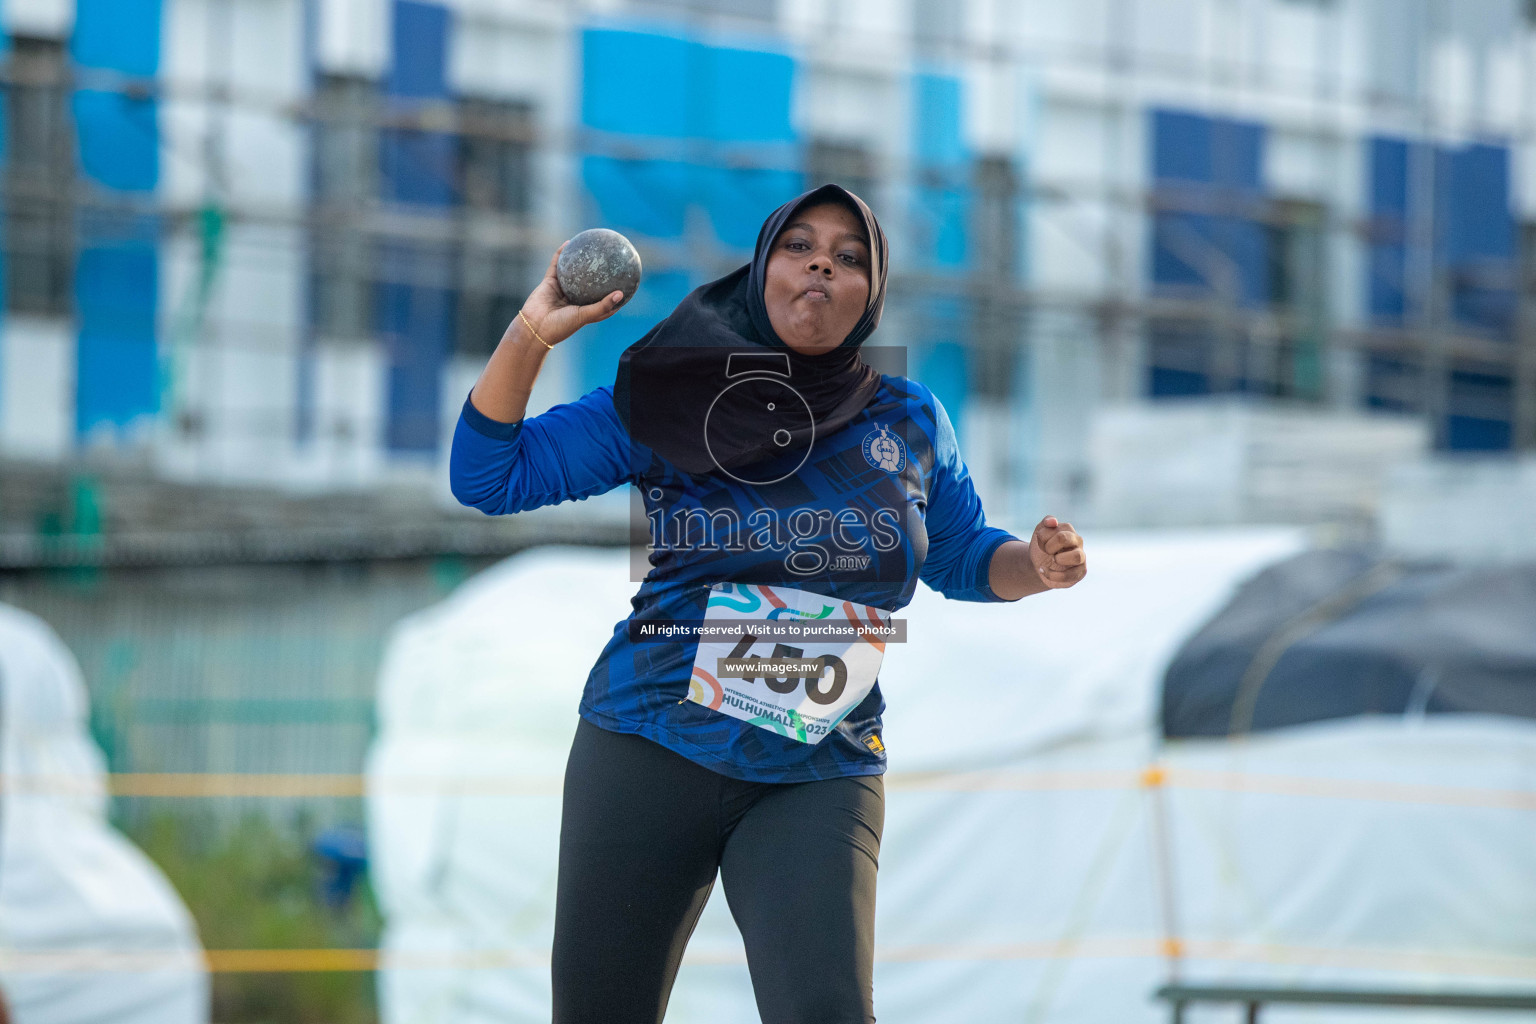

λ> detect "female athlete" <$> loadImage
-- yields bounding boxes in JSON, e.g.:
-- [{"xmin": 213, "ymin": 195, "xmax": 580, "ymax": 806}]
[{"xmin": 450, "ymin": 183, "xmax": 1087, "ymax": 1023}]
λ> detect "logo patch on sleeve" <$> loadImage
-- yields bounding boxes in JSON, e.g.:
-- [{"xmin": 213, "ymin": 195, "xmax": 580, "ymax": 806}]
[
  {"xmin": 863, "ymin": 733, "xmax": 885, "ymax": 754},
  {"xmin": 862, "ymin": 424, "xmax": 907, "ymax": 474}
]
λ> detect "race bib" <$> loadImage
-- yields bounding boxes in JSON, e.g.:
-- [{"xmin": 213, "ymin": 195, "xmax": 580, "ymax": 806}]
[{"xmin": 685, "ymin": 582, "xmax": 892, "ymax": 745}]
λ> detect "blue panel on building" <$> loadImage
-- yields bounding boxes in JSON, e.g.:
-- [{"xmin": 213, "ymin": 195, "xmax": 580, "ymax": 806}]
[
  {"xmin": 913, "ymin": 72, "xmax": 966, "ymax": 169},
  {"xmin": 1450, "ymin": 274, "xmax": 1517, "ymax": 338},
  {"xmin": 579, "ymin": 26, "xmax": 799, "ymax": 254},
  {"xmin": 1365, "ymin": 136, "xmax": 1516, "ymax": 449},
  {"xmin": 1441, "ymin": 142, "xmax": 1515, "ymax": 339},
  {"xmin": 73, "ymin": 90, "xmax": 159, "ymax": 192},
  {"xmin": 580, "ymin": 29, "xmax": 693, "ymax": 238},
  {"xmin": 584, "ymin": 27, "xmax": 798, "ymax": 142},
  {"xmin": 1217, "ymin": 120, "xmax": 1263, "ymax": 190},
  {"xmin": 1152, "ymin": 109, "xmax": 1213, "ymax": 183},
  {"xmin": 1366, "ymin": 239, "xmax": 1408, "ymax": 323},
  {"xmin": 913, "ymin": 184, "xmax": 969, "ymax": 270},
  {"xmin": 1147, "ymin": 322, "xmax": 1214, "ymax": 397},
  {"xmin": 1441, "ymin": 143, "xmax": 1513, "ymax": 262},
  {"xmin": 699, "ymin": 164, "xmax": 804, "ymax": 250},
  {"xmin": 700, "ymin": 44, "xmax": 795, "ymax": 143},
  {"xmin": 1147, "ymin": 108, "xmax": 1269, "ymax": 398},
  {"xmin": 1366, "ymin": 137, "xmax": 1410, "ymax": 323},
  {"xmin": 1149, "ymin": 209, "xmax": 1213, "ymax": 293},
  {"xmin": 387, "ymin": 0, "xmax": 449, "ymax": 98},
  {"xmin": 1149, "ymin": 109, "xmax": 1263, "ymax": 190},
  {"xmin": 1447, "ymin": 368, "xmax": 1513, "ymax": 451},
  {"xmin": 1445, "ymin": 416, "xmax": 1512, "ymax": 451},
  {"xmin": 71, "ymin": 0, "xmax": 162, "ymax": 438},
  {"xmin": 72, "ymin": 0, "xmax": 161, "ymax": 76},
  {"xmin": 1225, "ymin": 220, "xmax": 1269, "ymax": 306},
  {"xmin": 581, "ymin": 29, "xmax": 692, "ymax": 138},
  {"xmin": 580, "ymin": 156, "xmax": 692, "ymax": 239},
  {"xmin": 76, "ymin": 236, "xmax": 160, "ymax": 434},
  {"xmin": 380, "ymin": 130, "xmax": 455, "ymax": 207},
  {"xmin": 378, "ymin": 0, "xmax": 454, "ymax": 454},
  {"xmin": 1369, "ymin": 137, "xmax": 1409, "ymax": 215},
  {"xmin": 377, "ymin": 265, "xmax": 454, "ymax": 454},
  {"xmin": 1367, "ymin": 135, "xmax": 1516, "ymax": 337},
  {"xmin": 906, "ymin": 73, "xmax": 972, "ymax": 411},
  {"xmin": 381, "ymin": 0, "xmax": 453, "ymax": 207},
  {"xmin": 917, "ymin": 335, "xmax": 969, "ymax": 434},
  {"xmin": 1149, "ymin": 366, "xmax": 1209, "ymax": 397},
  {"xmin": 1363, "ymin": 353, "xmax": 1420, "ymax": 414},
  {"xmin": 1149, "ymin": 108, "xmax": 1268, "ymax": 308},
  {"xmin": 910, "ymin": 71, "xmax": 969, "ymax": 274}
]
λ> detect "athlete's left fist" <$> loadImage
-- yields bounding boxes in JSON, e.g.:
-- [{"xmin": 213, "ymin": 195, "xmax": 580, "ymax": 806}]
[{"xmin": 1030, "ymin": 516, "xmax": 1086, "ymax": 589}]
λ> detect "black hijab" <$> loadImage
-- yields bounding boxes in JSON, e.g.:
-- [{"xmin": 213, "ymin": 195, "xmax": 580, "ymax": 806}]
[{"xmin": 612, "ymin": 183, "xmax": 888, "ymax": 478}]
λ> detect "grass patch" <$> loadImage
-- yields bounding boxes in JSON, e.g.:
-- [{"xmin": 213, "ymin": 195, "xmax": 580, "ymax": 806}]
[{"xmin": 129, "ymin": 812, "xmax": 380, "ymax": 1024}]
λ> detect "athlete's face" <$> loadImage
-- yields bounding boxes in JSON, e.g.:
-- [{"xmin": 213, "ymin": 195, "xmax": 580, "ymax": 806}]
[{"xmin": 763, "ymin": 202, "xmax": 872, "ymax": 356}]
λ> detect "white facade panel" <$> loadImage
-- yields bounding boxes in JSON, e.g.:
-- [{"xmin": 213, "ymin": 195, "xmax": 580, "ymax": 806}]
[
  {"xmin": 1428, "ymin": 35, "xmax": 1477, "ymax": 142},
  {"xmin": 1032, "ymin": 98, "xmax": 1110, "ymax": 188},
  {"xmin": 156, "ymin": 220, "xmax": 305, "ymax": 484},
  {"xmin": 160, "ymin": 0, "xmax": 213, "ymax": 208},
  {"xmin": 0, "ymin": 316, "xmax": 74, "ymax": 460},
  {"xmin": 162, "ymin": 0, "xmax": 305, "ymax": 202},
  {"xmin": 1516, "ymin": 137, "xmax": 1536, "ymax": 222},
  {"xmin": 315, "ymin": 0, "xmax": 391, "ymax": 79},
  {"xmin": 795, "ymin": 64, "xmax": 899, "ymax": 149},
  {"xmin": 1013, "ymin": 0, "xmax": 1111, "ymax": 54},
  {"xmin": 227, "ymin": 0, "xmax": 306, "ymax": 100},
  {"xmin": 1030, "ymin": 197, "xmax": 1113, "ymax": 297},
  {"xmin": 1484, "ymin": 40, "xmax": 1525, "ymax": 136},
  {"xmin": 1259, "ymin": 0, "xmax": 1328, "ymax": 97},
  {"xmin": 1029, "ymin": 100, "xmax": 1114, "ymax": 297},
  {"xmin": 209, "ymin": 225, "xmax": 305, "ymax": 351},
  {"xmin": 292, "ymin": 340, "xmax": 387, "ymax": 488},
  {"xmin": 1265, "ymin": 126, "xmax": 1334, "ymax": 202},
  {"xmin": 202, "ymin": 341, "xmax": 299, "ymax": 484},
  {"xmin": 3, "ymin": 0, "xmax": 73, "ymax": 38},
  {"xmin": 963, "ymin": 58, "xmax": 1032, "ymax": 159},
  {"xmin": 450, "ymin": 10, "xmax": 563, "ymax": 103},
  {"xmin": 1132, "ymin": 0, "xmax": 1212, "ymax": 69},
  {"xmin": 780, "ymin": 0, "xmax": 906, "ymax": 40},
  {"xmin": 224, "ymin": 107, "xmax": 307, "ymax": 208}
]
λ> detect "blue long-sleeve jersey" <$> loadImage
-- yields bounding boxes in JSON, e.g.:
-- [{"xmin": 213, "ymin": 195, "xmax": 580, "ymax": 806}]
[{"xmin": 449, "ymin": 373, "xmax": 1021, "ymax": 782}]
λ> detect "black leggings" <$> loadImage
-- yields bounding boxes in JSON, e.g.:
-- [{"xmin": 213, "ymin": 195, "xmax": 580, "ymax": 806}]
[{"xmin": 551, "ymin": 717, "xmax": 884, "ymax": 1024}]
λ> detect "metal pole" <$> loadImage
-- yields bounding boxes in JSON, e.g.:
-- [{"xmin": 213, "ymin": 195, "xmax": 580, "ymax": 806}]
[
  {"xmin": 1516, "ymin": 8, "xmax": 1536, "ymax": 451},
  {"xmin": 1411, "ymin": 1, "xmax": 1448, "ymax": 450}
]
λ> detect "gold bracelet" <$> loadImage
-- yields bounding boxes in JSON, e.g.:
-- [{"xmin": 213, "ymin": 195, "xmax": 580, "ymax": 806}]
[{"xmin": 518, "ymin": 309, "xmax": 554, "ymax": 350}]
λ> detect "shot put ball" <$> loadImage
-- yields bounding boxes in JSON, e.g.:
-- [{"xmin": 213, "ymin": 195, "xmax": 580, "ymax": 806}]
[{"xmin": 556, "ymin": 228, "xmax": 642, "ymax": 308}]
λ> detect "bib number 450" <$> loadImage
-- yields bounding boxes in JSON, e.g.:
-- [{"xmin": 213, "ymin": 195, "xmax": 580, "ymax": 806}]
[{"xmin": 726, "ymin": 632, "xmax": 848, "ymax": 705}]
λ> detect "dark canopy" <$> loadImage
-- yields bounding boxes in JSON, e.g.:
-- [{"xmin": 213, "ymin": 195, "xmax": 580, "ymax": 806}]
[{"xmin": 1160, "ymin": 549, "xmax": 1536, "ymax": 739}]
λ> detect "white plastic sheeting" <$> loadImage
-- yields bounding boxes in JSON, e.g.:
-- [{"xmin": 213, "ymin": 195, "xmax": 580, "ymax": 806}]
[
  {"xmin": 368, "ymin": 529, "xmax": 1536, "ymax": 1023},
  {"xmin": 0, "ymin": 605, "xmax": 208, "ymax": 1024}
]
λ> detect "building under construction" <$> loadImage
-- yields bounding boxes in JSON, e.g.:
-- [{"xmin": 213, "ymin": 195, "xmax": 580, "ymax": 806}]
[
  {"xmin": 1, "ymin": 0, "xmax": 1534, "ymax": 899},
  {"xmin": 1, "ymin": 0, "xmax": 1532, "ymax": 538}
]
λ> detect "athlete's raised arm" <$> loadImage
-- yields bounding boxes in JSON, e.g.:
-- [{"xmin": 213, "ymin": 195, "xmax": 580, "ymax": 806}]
[
  {"xmin": 987, "ymin": 516, "xmax": 1087, "ymax": 600},
  {"xmin": 450, "ymin": 241, "xmax": 638, "ymax": 517},
  {"xmin": 468, "ymin": 240, "xmax": 626, "ymax": 425}
]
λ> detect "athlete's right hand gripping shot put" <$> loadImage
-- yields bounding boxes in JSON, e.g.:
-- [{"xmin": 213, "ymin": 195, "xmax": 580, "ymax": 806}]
[
  {"xmin": 449, "ymin": 184, "xmax": 1086, "ymax": 1024},
  {"xmin": 557, "ymin": 227, "xmax": 642, "ymax": 309}
]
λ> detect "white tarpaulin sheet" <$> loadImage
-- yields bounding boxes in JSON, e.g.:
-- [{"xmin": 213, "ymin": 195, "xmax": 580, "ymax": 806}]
[
  {"xmin": 0, "ymin": 605, "xmax": 208, "ymax": 1024},
  {"xmin": 367, "ymin": 529, "xmax": 1536, "ymax": 1023}
]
